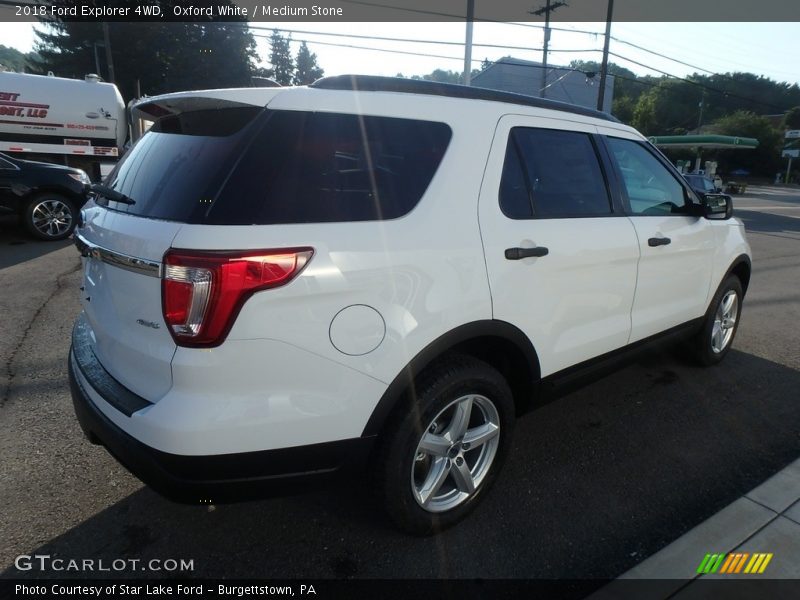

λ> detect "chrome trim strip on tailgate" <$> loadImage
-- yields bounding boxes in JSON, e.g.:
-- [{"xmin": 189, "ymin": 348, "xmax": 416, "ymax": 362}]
[{"xmin": 74, "ymin": 232, "xmax": 162, "ymax": 278}]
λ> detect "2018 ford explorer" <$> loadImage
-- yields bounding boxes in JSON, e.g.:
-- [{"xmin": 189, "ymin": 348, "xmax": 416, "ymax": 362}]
[{"xmin": 68, "ymin": 76, "xmax": 752, "ymax": 535}]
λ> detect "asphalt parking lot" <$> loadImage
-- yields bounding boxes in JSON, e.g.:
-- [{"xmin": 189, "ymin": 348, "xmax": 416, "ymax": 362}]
[{"xmin": 1, "ymin": 186, "xmax": 799, "ymax": 581}]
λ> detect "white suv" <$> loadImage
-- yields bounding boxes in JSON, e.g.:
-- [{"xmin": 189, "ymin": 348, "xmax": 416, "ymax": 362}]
[{"xmin": 69, "ymin": 75, "xmax": 751, "ymax": 534}]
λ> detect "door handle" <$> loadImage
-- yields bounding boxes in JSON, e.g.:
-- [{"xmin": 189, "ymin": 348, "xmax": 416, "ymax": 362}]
[
  {"xmin": 505, "ymin": 246, "xmax": 549, "ymax": 260},
  {"xmin": 648, "ymin": 237, "xmax": 671, "ymax": 247}
]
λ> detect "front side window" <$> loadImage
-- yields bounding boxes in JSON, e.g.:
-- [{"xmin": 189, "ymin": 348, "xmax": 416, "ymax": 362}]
[
  {"xmin": 499, "ymin": 127, "xmax": 612, "ymax": 219},
  {"xmin": 606, "ymin": 137, "xmax": 690, "ymax": 216}
]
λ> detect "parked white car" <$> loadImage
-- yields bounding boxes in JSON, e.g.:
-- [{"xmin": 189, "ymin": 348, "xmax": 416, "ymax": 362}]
[{"xmin": 69, "ymin": 75, "xmax": 752, "ymax": 534}]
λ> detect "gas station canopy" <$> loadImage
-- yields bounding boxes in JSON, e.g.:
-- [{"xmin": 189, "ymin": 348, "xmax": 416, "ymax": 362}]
[{"xmin": 648, "ymin": 135, "xmax": 759, "ymax": 149}]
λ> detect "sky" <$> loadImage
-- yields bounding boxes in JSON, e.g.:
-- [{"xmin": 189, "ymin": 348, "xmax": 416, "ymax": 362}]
[{"xmin": 1, "ymin": 21, "xmax": 799, "ymax": 89}]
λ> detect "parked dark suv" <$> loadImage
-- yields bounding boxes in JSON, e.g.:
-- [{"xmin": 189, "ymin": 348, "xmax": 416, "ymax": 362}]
[
  {"xmin": 0, "ymin": 152, "xmax": 91, "ymax": 240},
  {"xmin": 683, "ymin": 173, "xmax": 724, "ymax": 196}
]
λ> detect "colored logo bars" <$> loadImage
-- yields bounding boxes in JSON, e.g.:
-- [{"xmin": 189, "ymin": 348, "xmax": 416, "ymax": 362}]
[{"xmin": 697, "ymin": 552, "xmax": 773, "ymax": 575}]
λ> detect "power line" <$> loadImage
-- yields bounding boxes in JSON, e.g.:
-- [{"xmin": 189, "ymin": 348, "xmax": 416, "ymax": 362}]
[
  {"xmin": 608, "ymin": 51, "xmax": 790, "ymax": 112},
  {"xmin": 255, "ymin": 27, "xmax": 776, "ymax": 111},
  {"xmin": 330, "ymin": 1, "xmax": 797, "ymax": 90},
  {"xmin": 254, "ymin": 28, "xmax": 772, "ymax": 111},
  {"xmin": 250, "ymin": 24, "xmax": 599, "ymax": 54},
  {"xmin": 335, "ymin": 0, "xmax": 603, "ymax": 36},
  {"xmin": 251, "ymin": 32, "xmax": 490, "ymax": 65}
]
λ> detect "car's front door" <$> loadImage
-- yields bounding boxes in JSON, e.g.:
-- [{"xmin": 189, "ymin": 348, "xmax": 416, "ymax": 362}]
[
  {"xmin": 478, "ymin": 115, "xmax": 640, "ymax": 377},
  {"xmin": 600, "ymin": 134, "xmax": 715, "ymax": 342}
]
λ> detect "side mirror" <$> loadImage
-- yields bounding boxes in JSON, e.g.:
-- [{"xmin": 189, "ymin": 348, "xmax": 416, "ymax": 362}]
[{"xmin": 702, "ymin": 193, "xmax": 733, "ymax": 220}]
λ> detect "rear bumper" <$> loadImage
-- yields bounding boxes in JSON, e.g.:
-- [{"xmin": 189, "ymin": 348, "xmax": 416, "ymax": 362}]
[{"xmin": 68, "ymin": 344, "xmax": 375, "ymax": 503}]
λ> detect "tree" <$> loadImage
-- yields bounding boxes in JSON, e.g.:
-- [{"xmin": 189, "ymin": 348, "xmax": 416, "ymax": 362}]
[
  {"xmin": 612, "ymin": 95, "xmax": 636, "ymax": 125},
  {"xmin": 33, "ymin": 4, "xmax": 259, "ymax": 102},
  {"xmin": 0, "ymin": 45, "xmax": 39, "ymax": 72},
  {"xmin": 709, "ymin": 110, "xmax": 783, "ymax": 176},
  {"xmin": 409, "ymin": 68, "xmax": 482, "ymax": 85},
  {"xmin": 632, "ymin": 91, "xmax": 658, "ymax": 135},
  {"xmin": 293, "ymin": 42, "xmax": 323, "ymax": 85},
  {"xmin": 265, "ymin": 29, "xmax": 293, "ymax": 86},
  {"xmin": 784, "ymin": 106, "xmax": 800, "ymax": 130}
]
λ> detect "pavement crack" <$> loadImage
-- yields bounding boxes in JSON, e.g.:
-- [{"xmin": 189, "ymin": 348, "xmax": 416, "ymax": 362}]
[{"xmin": 0, "ymin": 261, "xmax": 81, "ymax": 408}]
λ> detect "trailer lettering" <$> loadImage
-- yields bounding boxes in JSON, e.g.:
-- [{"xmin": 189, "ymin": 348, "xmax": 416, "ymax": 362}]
[
  {"xmin": 0, "ymin": 92, "xmax": 21, "ymax": 102},
  {"xmin": 0, "ymin": 106, "xmax": 24, "ymax": 117}
]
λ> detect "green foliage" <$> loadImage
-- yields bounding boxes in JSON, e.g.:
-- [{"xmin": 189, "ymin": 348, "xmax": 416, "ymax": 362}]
[
  {"xmin": 612, "ymin": 95, "xmax": 635, "ymax": 125},
  {"xmin": 632, "ymin": 92, "xmax": 657, "ymax": 135},
  {"xmin": 33, "ymin": 5, "xmax": 259, "ymax": 102},
  {"xmin": 0, "ymin": 45, "xmax": 39, "ymax": 72},
  {"xmin": 632, "ymin": 79, "xmax": 704, "ymax": 135},
  {"xmin": 293, "ymin": 42, "xmax": 323, "ymax": 85},
  {"xmin": 265, "ymin": 29, "xmax": 294, "ymax": 86},
  {"xmin": 709, "ymin": 110, "xmax": 783, "ymax": 176},
  {"xmin": 784, "ymin": 106, "xmax": 800, "ymax": 130},
  {"xmin": 410, "ymin": 68, "xmax": 481, "ymax": 85}
]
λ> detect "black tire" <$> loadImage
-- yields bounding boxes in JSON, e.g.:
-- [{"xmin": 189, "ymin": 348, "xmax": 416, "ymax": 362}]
[
  {"xmin": 375, "ymin": 354, "xmax": 515, "ymax": 535},
  {"xmin": 23, "ymin": 193, "xmax": 77, "ymax": 241},
  {"xmin": 689, "ymin": 275, "xmax": 744, "ymax": 366}
]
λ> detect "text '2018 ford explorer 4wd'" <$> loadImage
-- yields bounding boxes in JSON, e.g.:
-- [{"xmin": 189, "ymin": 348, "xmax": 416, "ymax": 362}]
[{"xmin": 69, "ymin": 76, "xmax": 751, "ymax": 534}]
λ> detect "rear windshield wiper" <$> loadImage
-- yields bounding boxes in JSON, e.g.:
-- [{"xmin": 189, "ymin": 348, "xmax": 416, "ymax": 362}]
[{"xmin": 91, "ymin": 183, "xmax": 136, "ymax": 206}]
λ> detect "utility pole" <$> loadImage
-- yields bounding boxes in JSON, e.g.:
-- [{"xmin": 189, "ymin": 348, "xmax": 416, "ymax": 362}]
[
  {"xmin": 596, "ymin": 0, "xmax": 614, "ymax": 111},
  {"xmin": 463, "ymin": 0, "xmax": 475, "ymax": 86},
  {"xmin": 92, "ymin": 42, "xmax": 101, "ymax": 76},
  {"xmin": 102, "ymin": 22, "xmax": 115, "ymax": 83},
  {"xmin": 696, "ymin": 91, "xmax": 706, "ymax": 132},
  {"xmin": 531, "ymin": 0, "xmax": 567, "ymax": 98}
]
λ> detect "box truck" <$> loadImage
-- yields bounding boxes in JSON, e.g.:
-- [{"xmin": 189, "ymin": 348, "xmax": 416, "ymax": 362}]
[{"xmin": 0, "ymin": 71, "xmax": 126, "ymax": 180}]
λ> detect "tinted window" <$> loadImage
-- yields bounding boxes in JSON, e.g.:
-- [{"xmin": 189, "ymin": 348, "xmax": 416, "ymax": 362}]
[
  {"xmin": 209, "ymin": 111, "xmax": 452, "ymax": 224},
  {"xmin": 101, "ymin": 106, "xmax": 262, "ymax": 221},
  {"xmin": 607, "ymin": 137, "xmax": 689, "ymax": 216},
  {"xmin": 500, "ymin": 128, "xmax": 611, "ymax": 218},
  {"xmin": 0, "ymin": 157, "xmax": 16, "ymax": 170},
  {"xmin": 499, "ymin": 139, "xmax": 532, "ymax": 218}
]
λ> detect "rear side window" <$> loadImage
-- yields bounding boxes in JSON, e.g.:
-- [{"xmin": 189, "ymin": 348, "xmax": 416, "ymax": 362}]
[
  {"xmin": 209, "ymin": 111, "xmax": 452, "ymax": 224},
  {"xmin": 499, "ymin": 127, "xmax": 612, "ymax": 219},
  {"xmin": 101, "ymin": 106, "xmax": 262, "ymax": 221}
]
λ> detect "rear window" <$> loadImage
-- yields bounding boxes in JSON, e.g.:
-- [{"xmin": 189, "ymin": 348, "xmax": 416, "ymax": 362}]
[
  {"xmin": 208, "ymin": 111, "xmax": 452, "ymax": 224},
  {"xmin": 101, "ymin": 106, "xmax": 262, "ymax": 221},
  {"xmin": 101, "ymin": 108, "xmax": 451, "ymax": 225}
]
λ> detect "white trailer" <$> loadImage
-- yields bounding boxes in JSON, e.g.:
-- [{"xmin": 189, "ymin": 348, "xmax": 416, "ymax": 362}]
[{"xmin": 0, "ymin": 71, "xmax": 125, "ymax": 180}]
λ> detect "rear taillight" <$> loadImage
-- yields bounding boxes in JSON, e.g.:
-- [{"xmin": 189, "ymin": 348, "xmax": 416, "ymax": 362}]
[{"xmin": 162, "ymin": 248, "xmax": 313, "ymax": 347}]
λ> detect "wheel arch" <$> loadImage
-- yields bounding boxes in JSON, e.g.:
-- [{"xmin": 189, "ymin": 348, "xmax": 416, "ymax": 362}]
[
  {"xmin": 362, "ymin": 320, "xmax": 541, "ymax": 438},
  {"xmin": 723, "ymin": 254, "xmax": 752, "ymax": 296},
  {"xmin": 25, "ymin": 185, "xmax": 84, "ymax": 206}
]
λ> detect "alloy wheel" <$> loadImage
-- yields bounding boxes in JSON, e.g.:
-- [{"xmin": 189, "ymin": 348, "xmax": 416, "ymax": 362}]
[
  {"xmin": 711, "ymin": 290, "xmax": 738, "ymax": 353},
  {"xmin": 31, "ymin": 199, "xmax": 73, "ymax": 238},
  {"xmin": 411, "ymin": 394, "xmax": 501, "ymax": 513}
]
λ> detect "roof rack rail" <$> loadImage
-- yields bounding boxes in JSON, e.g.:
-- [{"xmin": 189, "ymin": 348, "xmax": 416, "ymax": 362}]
[{"xmin": 310, "ymin": 75, "xmax": 619, "ymax": 123}]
